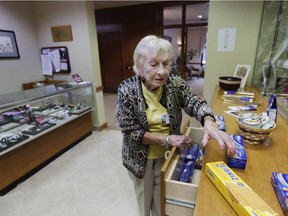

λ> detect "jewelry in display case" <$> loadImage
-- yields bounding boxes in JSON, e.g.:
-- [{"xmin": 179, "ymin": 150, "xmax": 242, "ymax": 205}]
[{"xmin": 0, "ymin": 81, "xmax": 94, "ymax": 155}]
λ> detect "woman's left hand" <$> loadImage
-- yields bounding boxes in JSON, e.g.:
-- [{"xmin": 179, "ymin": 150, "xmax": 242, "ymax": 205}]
[{"xmin": 202, "ymin": 118, "xmax": 236, "ymax": 154}]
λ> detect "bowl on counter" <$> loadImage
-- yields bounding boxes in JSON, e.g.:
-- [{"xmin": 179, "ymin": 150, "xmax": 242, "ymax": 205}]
[
  {"xmin": 219, "ymin": 76, "xmax": 242, "ymax": 90},
  {"xmin": 237, "ymin": 118, "xmax": 276, "ymax": 145}
]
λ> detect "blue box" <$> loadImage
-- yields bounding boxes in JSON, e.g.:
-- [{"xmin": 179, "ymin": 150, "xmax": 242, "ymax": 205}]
[
  {"xmin": 178, "ymin": 161, "xmax": 195, "ymax": 183},
  {"xmin": 215, "ymin": 115, "xmax": 226, "ymax": 131},
  {"xmin": 183, "ymin": 144, "xmax": 199, "ymax": 163},
  {"xmin": 227, "ymin": 135, "xmax": 247, "ymax": 169},
  {"xmin": 271, "ymin": 172, "xmax": 288, "ymax": 216}
]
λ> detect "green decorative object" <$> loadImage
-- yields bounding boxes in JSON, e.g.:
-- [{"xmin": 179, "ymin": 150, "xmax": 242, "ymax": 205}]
[{"xmin": 187, "ymin": 49, "xmax": 198, "ymax": 60}]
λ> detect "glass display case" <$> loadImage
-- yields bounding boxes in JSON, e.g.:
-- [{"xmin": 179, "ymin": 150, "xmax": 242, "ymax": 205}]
[
  {"xmin": 0, "ymin": 81, "xmax": 94, "ymax": 155},
  {"xmin": 253, "ymin": 1, "xmax": 288, "ymax": 121}
]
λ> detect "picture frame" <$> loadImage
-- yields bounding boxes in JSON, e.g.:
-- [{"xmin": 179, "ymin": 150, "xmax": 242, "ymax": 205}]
[
  {"xmin": 51, "ymin": 25, "xmax": 73, "ymax": 42},
  {"xmin": 233, "ymin": 64, "xmax": 251, "ymax": 88},
  {"xmin": 0, "ymin": 30, "xmax": 20, "ymax": 58}
]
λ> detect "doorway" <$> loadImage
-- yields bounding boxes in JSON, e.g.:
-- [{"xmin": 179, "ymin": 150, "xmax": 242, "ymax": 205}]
[
  {"xmin": 163, "ymin": 2, "xmax": 209, "ymax": 92},
  {"xmin": 97, "ymin": 30, "xmax": 124, "ymax": 93}
]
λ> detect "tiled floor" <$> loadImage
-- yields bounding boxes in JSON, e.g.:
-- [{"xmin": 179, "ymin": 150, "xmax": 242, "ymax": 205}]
[
  {"xmin": 0, "ymin": 129, "xmax": 138, "ymax": 216},
  {"xmin": 0, "ymin": 77, "xmax": 204, "ymax": 216}
]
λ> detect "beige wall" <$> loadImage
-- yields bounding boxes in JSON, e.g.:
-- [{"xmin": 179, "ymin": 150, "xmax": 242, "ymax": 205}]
[
  {"xmin": 0, "ymin": 1, "xmax": 266, "ymax": 126},
  {"xmin": 204, "ymin": 1, "xmax": 264, "ymax": 106},
  {"xmin": 0, "ymin": 2, "xmax": 43, "ymax": 93},
  {"xmin": 0, "ymin": 1, "xmax": 106, "ymax": 129}
]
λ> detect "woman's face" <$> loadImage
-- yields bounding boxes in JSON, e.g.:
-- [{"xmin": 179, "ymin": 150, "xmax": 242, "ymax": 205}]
[{"xmin": 140, "ymin": 55, "xmax": 171, "ymax": 91}]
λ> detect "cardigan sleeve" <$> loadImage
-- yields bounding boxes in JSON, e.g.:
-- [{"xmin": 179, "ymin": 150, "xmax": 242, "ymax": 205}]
[
  {"xmin": 115, "ymin": 82, "xmax": 147, "ymax": 146},
  {"xmin": 171, "ymin": 75, "xmax": 215, "ymax": 126}
]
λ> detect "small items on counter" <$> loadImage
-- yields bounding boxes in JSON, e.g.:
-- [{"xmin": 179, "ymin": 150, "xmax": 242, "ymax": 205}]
[
  {"xmin": 225, "ymin": 94, "xmax": 277, "ymax": 145},
  {"xmin": 215, "ymin": 115, "xmax": 226, "ymax": 131},
  {"xmin": 222, "ymin": 91, "xmax": 254, "ymax": 103},
  {"xmin": 223, "ymin": 96, "xmax": 254, "ymax": 103},
  {"xmin": 238, "ymin": 112, "xmax": 271, "ymax": 129},
  {"xmin": 205, "ymin": 161, "xmax": 278, "ymax": 216},
  {"xmin": 223, "ymin": 90, "xmax": 255, "ymax": 97},
  {"xmin": 222, "ymin": 90, "xmax": 259, "ymax": 107},
  {"xmin": 227, "ymin": 135, "xmax": 247, "ymax": 169},
  {"xmin": 271, "ymin": 172, "xmax": 288, "ymax": 216},
  {"xmin": 228, "ymin": 105, "xmax": 257, "ymax": 111},
  {"xmin": 266, "ymin": 94, "xmax": 278, "ymax": 124},
  {"xmin": 237, "ymin": 112, "xmax": 276, "ymax": 145}
]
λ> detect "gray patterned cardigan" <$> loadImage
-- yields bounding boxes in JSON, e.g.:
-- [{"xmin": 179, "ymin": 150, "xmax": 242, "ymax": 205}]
[{"xmin": 115, "ymin": 74, "xmax": 214, "ymax": 178}]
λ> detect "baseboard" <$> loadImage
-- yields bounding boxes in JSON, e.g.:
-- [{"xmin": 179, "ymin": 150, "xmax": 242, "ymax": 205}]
[{"xmin": 93, "ymin": 122, "xmax": 108, "ymax": 131}]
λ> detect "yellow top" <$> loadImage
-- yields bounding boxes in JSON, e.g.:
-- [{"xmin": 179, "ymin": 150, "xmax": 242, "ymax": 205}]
[{"xmin": 142, "ymin": 83, "xmax": 170, "ymax": 159}]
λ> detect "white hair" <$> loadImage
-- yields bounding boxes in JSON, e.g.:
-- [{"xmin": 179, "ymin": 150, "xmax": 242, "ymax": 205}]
[{"xmin": 133, "ymin": 35, "xmax": 173, "ymax": 75}]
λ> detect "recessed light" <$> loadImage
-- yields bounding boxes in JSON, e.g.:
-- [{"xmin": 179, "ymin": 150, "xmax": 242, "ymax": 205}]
[{"xmin": 197, "ymin": 15, "xmax": 203, "ymax": 19}]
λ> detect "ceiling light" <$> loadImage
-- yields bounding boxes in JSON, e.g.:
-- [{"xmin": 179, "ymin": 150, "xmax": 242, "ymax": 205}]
[{"xmin": 196, "ymin": 15, "xmax": 203, "ymax": 19}]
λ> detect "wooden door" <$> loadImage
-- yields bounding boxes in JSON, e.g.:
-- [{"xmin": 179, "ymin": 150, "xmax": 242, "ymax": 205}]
[{"xmin": 97, "ymin": 31, "xmax": 124, "ymax": 93}]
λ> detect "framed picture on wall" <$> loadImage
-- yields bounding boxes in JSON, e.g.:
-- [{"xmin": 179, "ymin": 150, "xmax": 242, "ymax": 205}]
[
  {"xmin": 0, "ymin": 30, "xmax": 20, "ymax": 58},
  {"xmin": 234, "ymin": 65, "xmax": 251, "ymax": 88}
]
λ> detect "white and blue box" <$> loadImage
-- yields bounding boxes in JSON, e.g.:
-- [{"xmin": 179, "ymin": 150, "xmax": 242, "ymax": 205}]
[
  {"xmin": 271, "ymin": 172, "xmax": 288, "ymax": 216},
  {"xmin": 215, "ymin": 115, "xmax": 226, "ymax": 131},
  {"xmin": 227, "ymin": 135, "xmax": 247, "ymax": 169}
]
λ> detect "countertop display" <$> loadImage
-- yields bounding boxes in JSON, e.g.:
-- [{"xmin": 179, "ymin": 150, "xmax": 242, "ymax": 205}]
[
  {"xmin": 193, "ymin": 86, "xmax": 288, "ymax": 216},
  {"xmin": 0, "ymin": 81, "xmax": 94, "ymax": 155}
]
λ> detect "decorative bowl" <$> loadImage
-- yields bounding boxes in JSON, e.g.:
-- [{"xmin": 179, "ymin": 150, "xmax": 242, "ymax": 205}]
[
  {"xmin": 219, "ymin": 76, "xmax": 241, "ymax": 90},
  {"xmin": 237, "ymin": 119, "xmax": 276, "ymax": 145}
]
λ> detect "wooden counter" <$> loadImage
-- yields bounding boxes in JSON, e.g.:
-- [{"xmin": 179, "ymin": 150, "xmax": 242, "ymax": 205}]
[
  {"xmin": 0, "ymin": 112, "xmax": 93, "ymax": 195},
  {"xmin": 193, "ymin": 87, "xmax": 288, "ymax": 216}
]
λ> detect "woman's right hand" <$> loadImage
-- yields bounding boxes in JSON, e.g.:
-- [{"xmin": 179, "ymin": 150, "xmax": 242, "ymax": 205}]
[{"xmin": 168, "ymin": 134, "xmax": 193, "ymax": 150}]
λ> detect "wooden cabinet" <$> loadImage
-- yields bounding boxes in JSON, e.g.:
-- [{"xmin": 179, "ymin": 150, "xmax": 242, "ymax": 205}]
[{"xmin": 0, "ymin": 112, "xmax": 92, "ymax": 195}]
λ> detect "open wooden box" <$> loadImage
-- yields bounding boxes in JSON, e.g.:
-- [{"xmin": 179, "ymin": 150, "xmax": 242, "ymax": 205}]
[{"xmin": 161, "ymin": 119, "xmax": 204, "ymax": 216}]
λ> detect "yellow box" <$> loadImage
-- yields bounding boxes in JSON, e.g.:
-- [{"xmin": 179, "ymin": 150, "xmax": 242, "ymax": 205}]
[{"xmin": 205, "ymin": 161, "xmax": 278, "ymax": 216}]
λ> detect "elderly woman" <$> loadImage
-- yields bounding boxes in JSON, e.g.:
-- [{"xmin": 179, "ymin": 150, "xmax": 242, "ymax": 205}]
[{"xmin": 115, "ymin": 35, "xmax": 236, "ymax": 216}]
